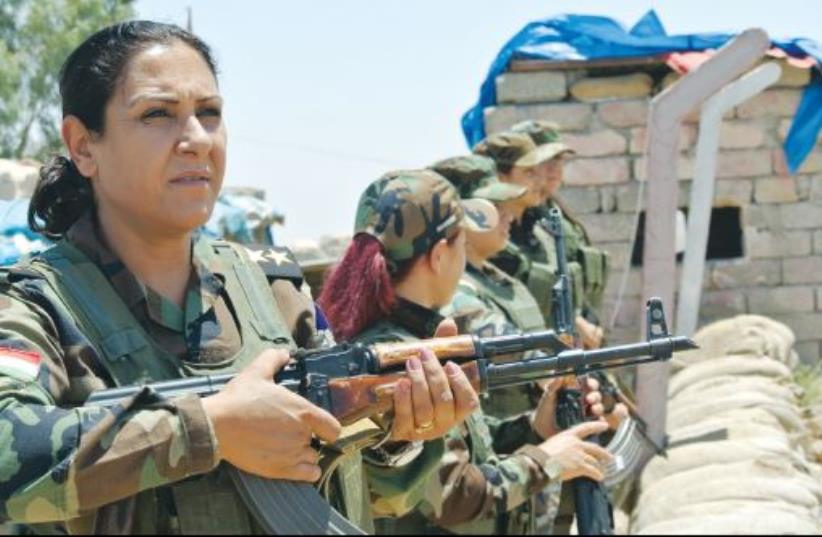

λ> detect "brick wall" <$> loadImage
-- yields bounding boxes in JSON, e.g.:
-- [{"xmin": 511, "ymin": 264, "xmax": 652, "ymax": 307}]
[{"xmin": 485, "ymin": 59, "xmax": 822, "ymax": 364}]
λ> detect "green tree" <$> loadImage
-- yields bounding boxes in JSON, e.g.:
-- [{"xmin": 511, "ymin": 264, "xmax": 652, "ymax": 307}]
[{"xmin": 0, "ymin": 0, "xmax": 135, "ymax": 160}]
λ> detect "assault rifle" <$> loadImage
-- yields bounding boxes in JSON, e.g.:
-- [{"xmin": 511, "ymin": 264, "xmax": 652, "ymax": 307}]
[
  {"xmin": 86, "ymin": 300, "xmax": 694, "ymax": 535},
  {"xmin": 544, "ymin": 206, "xmax": 613, "ymax": 536}
]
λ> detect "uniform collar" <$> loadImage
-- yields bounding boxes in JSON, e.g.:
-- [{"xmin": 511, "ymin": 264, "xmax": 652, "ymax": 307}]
[
  {"xmin": 510, "ymin": 208, "xmax": 541, "ymax": 248},
  {"xmin": 467, "ymin": 260, "xmax": 510, "ymax": 287},
  {"xmin": 388, "ymin": 297, "xmax": 444, "ymax": 339},
  {"xmin": 65, "ymin": 212, "xmax": 225, "ymax": 331}
]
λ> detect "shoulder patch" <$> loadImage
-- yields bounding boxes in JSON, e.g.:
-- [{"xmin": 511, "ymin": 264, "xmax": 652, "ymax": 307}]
[
  {"xmin": 244, "ymin": 244, "xmax": 304, "ymax": 286},
  {"xmin": 0, "ymin": 347, "xmax": 42, "ymax": 382}
]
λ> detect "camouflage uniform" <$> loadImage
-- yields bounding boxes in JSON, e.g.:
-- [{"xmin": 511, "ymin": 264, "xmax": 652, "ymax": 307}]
[
  {"xmin": 510, "ymin": 120, "xmax": 616, "ymax": 534},
  {"xmin": 493, "ymin": 207, "xmax": 586, "ymax": 326},
  {"xmin": 472, "ymin": 132, "xmax": 583, "ymax": 327},
  {"xmin": 435, "ymin": 156, "xmax": 569, "ymax": 534},
  {"xmin": 350, "ymin": 166, "xmax": 561, "ymax": 534},
  {"xmin": 0, "ymin": 210, "xmax": 419, "ymax": 534},
  {"xmin": 359, "ymin": 298, "xmax": 559, "ymax": 535},
  {"xmin": 431, "ymin": 155, "xmax": 547, "ymax": 423},
  {"xmin": 510, "ymin": 120, "xmax": 610, "ymax": 324}
]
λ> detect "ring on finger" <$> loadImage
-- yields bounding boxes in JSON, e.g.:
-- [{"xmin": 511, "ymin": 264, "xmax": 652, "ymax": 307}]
[{"xmin": 415, "ymin": 421, "xmax": 435, "ymax": 434}]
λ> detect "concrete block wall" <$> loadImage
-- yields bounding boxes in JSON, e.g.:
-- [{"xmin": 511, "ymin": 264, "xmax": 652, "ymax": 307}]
[{"xmin": 485, "ymin": 61, "xmax": 822, "ymax": 364}]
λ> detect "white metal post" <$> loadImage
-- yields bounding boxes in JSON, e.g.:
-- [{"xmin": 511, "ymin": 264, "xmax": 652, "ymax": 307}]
[
  {"xmin": 636, "ymin": 28, "xmax": 771, "ymax": 464},
  {"xmin": 676, "ymin": 62, "xmax": 781, "ymax": 337}
]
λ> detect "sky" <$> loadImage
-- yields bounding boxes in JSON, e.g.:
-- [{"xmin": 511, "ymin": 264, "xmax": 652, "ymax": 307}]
[{"xmin": 136, "ymin": 0, "xmax": 822, "ymax": 245}]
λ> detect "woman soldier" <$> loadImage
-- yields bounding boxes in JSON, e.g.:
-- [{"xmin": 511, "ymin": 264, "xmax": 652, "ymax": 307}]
[
  {"xmin": 510, "ymin": 120, "xmax": 638, "ymax": 533},
  {"xmin": 318, "ymin": 169, "xmax": 611, "ymax": 535},
  {"xmin": 0, "ymin": 21, "xmax": 475, "ymax": 534},
  {"xmin": 510, "ymin": 120, "xmax": 609, "ymax": 348},
  {"xmin": 432, "ymin": 155, "xmax": 609, "ymax": 534},
  {"xmin": 474, "ymin": 132, "xmax": 601, "ymax": 349}
]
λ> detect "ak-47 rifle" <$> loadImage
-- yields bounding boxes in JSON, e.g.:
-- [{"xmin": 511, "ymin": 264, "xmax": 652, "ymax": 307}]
[
  {"xmin": 86, "ymin": 300, "xmax": 694, "ymax": 535},
  {"xmin": 544, "ymin": 206, "xmax": 614, "ymax": 536},
  {"xmin": 590, "ymin": 370, "xmax": 668, "ymax": 488}
]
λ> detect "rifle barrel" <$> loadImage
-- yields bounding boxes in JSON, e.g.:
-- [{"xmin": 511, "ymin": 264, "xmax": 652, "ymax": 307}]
[
  {"xmin": 486, "ymin": 336, "xmax": 696, "ymax": 389},
  {"xmin": 85, "ymin": 370, "xmax": 304, "ymax": 408}
]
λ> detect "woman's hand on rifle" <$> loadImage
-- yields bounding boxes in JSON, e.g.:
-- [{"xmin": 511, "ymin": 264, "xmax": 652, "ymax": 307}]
[
  {"xmin": 531, "ymin": 376, "xmax": 605, "ymax": 439},
  {"xmin": 575, "ymin": 316, "xmax": 604, "ymax": 349},
  {"xmin": 390, "ymin": 318, "xmax": 480, "ymax": 442},
  {"xmin": 605, "ymin": 402, "xmax": 629, "ymax": 431},
  {"xmin": 537, "ymin": 421, "xmax": 612, "ymax": 482},
  {"xmin": 203, "ymin": 349, "xmax": 343, "ymax": 482}
]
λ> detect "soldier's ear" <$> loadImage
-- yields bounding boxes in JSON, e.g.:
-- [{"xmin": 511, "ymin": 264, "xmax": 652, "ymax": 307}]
[
  {"xmin": 62, "ymin": 115, "xmax": 97, "ymax": 179},
  {"xmin": 428, "ymin": 238, "xmax": 450, "ymax": 275}
]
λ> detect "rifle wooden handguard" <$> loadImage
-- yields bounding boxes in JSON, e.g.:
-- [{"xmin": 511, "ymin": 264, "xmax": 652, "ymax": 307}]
[{"xmin": 370, "ymin": 335, "xmax": 478, "ymax": 370}]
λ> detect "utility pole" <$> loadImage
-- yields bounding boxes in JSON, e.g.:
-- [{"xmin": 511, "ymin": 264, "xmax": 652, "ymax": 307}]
[{"xmin": 186, "ymin": 6, "xmax": 193, "ymax": 32}]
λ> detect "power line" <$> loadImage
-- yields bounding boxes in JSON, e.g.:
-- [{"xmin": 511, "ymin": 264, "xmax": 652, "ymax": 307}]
[{"xmin": 231, "ymin": 134, "xmax": 406, "ymax": 167}]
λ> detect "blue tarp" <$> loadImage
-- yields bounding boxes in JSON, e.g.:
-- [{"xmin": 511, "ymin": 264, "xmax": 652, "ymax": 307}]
[
  {"xmin": 462, "ymin": 10, "xmax": 822, "ymax": 173},
  {"xmin": 0, "ymin": 199, "xmax": 52, "ymax": 265}
]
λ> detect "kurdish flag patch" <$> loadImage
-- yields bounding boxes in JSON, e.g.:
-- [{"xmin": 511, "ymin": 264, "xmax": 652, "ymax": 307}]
[{"xmin": 0, "ymin": 347, "xmax": 42, "ymax": 382}]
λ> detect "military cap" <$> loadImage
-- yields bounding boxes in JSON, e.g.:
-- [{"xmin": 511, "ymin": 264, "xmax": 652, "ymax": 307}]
[
  {"xmin": 473, "ymin": 132, "xmax": 561, "ymax": 169},
  {"xmin": 510, "ymin": 119, "xmax": 574, "ymax": 160},
  {"xmin": 430, "ymin": 155, "xmax": 527, "ymax": 202},
  {"xmin": 355, "ymin": 169, "xmax": 498, "ymax": 267}
]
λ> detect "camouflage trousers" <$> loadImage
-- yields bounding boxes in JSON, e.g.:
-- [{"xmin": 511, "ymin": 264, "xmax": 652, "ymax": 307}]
[{"xmin": 532, "ymin": 481, "xmax": 563, "ymax": 535}]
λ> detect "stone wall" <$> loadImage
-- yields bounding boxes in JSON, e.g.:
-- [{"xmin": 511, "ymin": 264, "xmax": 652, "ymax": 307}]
[{"xmin": 484, "ymin": 58, "xmax": 822, "ymax": 364}]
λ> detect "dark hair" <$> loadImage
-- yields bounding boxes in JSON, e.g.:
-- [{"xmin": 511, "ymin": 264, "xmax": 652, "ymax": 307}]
[
  {"xmin": 494, "ymin": 159, "xmax": 514, "ymax": 175},
  {"xmin": 29, "ymin": 20, "xmax": 218, "ymax": 239},
  {"xmin": 552, "ymin": 195, "xmax": 591, "ymax": 243}
]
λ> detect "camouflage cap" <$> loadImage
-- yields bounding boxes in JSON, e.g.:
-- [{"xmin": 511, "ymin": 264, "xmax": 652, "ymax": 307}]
[
  {"xmin": 430, "ymin": 155, "xmax": 527, "ymax": 203},
  {"xmin": 354, "ymin": 169, "xmax": 498, "ymax": 267},
  {"xmin": 473, "ymin": 132, "xmax": 562, "ymax": 169},
  {"xmin": 510, "ymin": 119, "xmax": 574, "ymax": 160}
]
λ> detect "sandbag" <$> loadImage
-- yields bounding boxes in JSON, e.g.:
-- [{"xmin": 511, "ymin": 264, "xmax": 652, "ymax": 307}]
[
  {"xmin": 632, "ymin": 315, "xmax": 821, "ymax": 535},
  {"xmin": 638, "ymin": 457, "xmax": 822, "ymax": 507},
  {"xmin": 635, "ymin": 509, "xmax": 820, "ymax": 535},
  {"xmin": 613, "ymin": 509, "xmax": 630, "ymax": 535},
  {"xmin": 667, "ymin": 392, "xmax": 806, "ymax": 433},
  {"xmin": 639, "ymin": 437, "xmax": 802, "ymax": 490},
  {"xmin": 667, "ymin": 407, "xmax": 787, "ymax": 442},
  {"xmin": 656, "ymin": 499, "xmax": 817, "ymax": 520},
  {"xmin": 635, "ymin": 500, "xmax": 820, "ymax": 534},
  {"xmin": 668, "ymin": 356, "xmax": 793, "ymax": 397},
  {"xmin": 634, "ymin": 458, "xmax": 822, "ymax": 529},
  {"xmin": 679, "ymin": 315, "xmax": 796, "ymax": 368},
  {"xmin": 669, "ymin": 375, "xmax": 799, "ymax": 408}
]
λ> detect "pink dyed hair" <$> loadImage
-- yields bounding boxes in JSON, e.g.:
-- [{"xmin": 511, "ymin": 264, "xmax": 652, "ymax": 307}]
[{"xmin": 319, "ymin": 234, "xmax": 399, "ymax": 342}]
